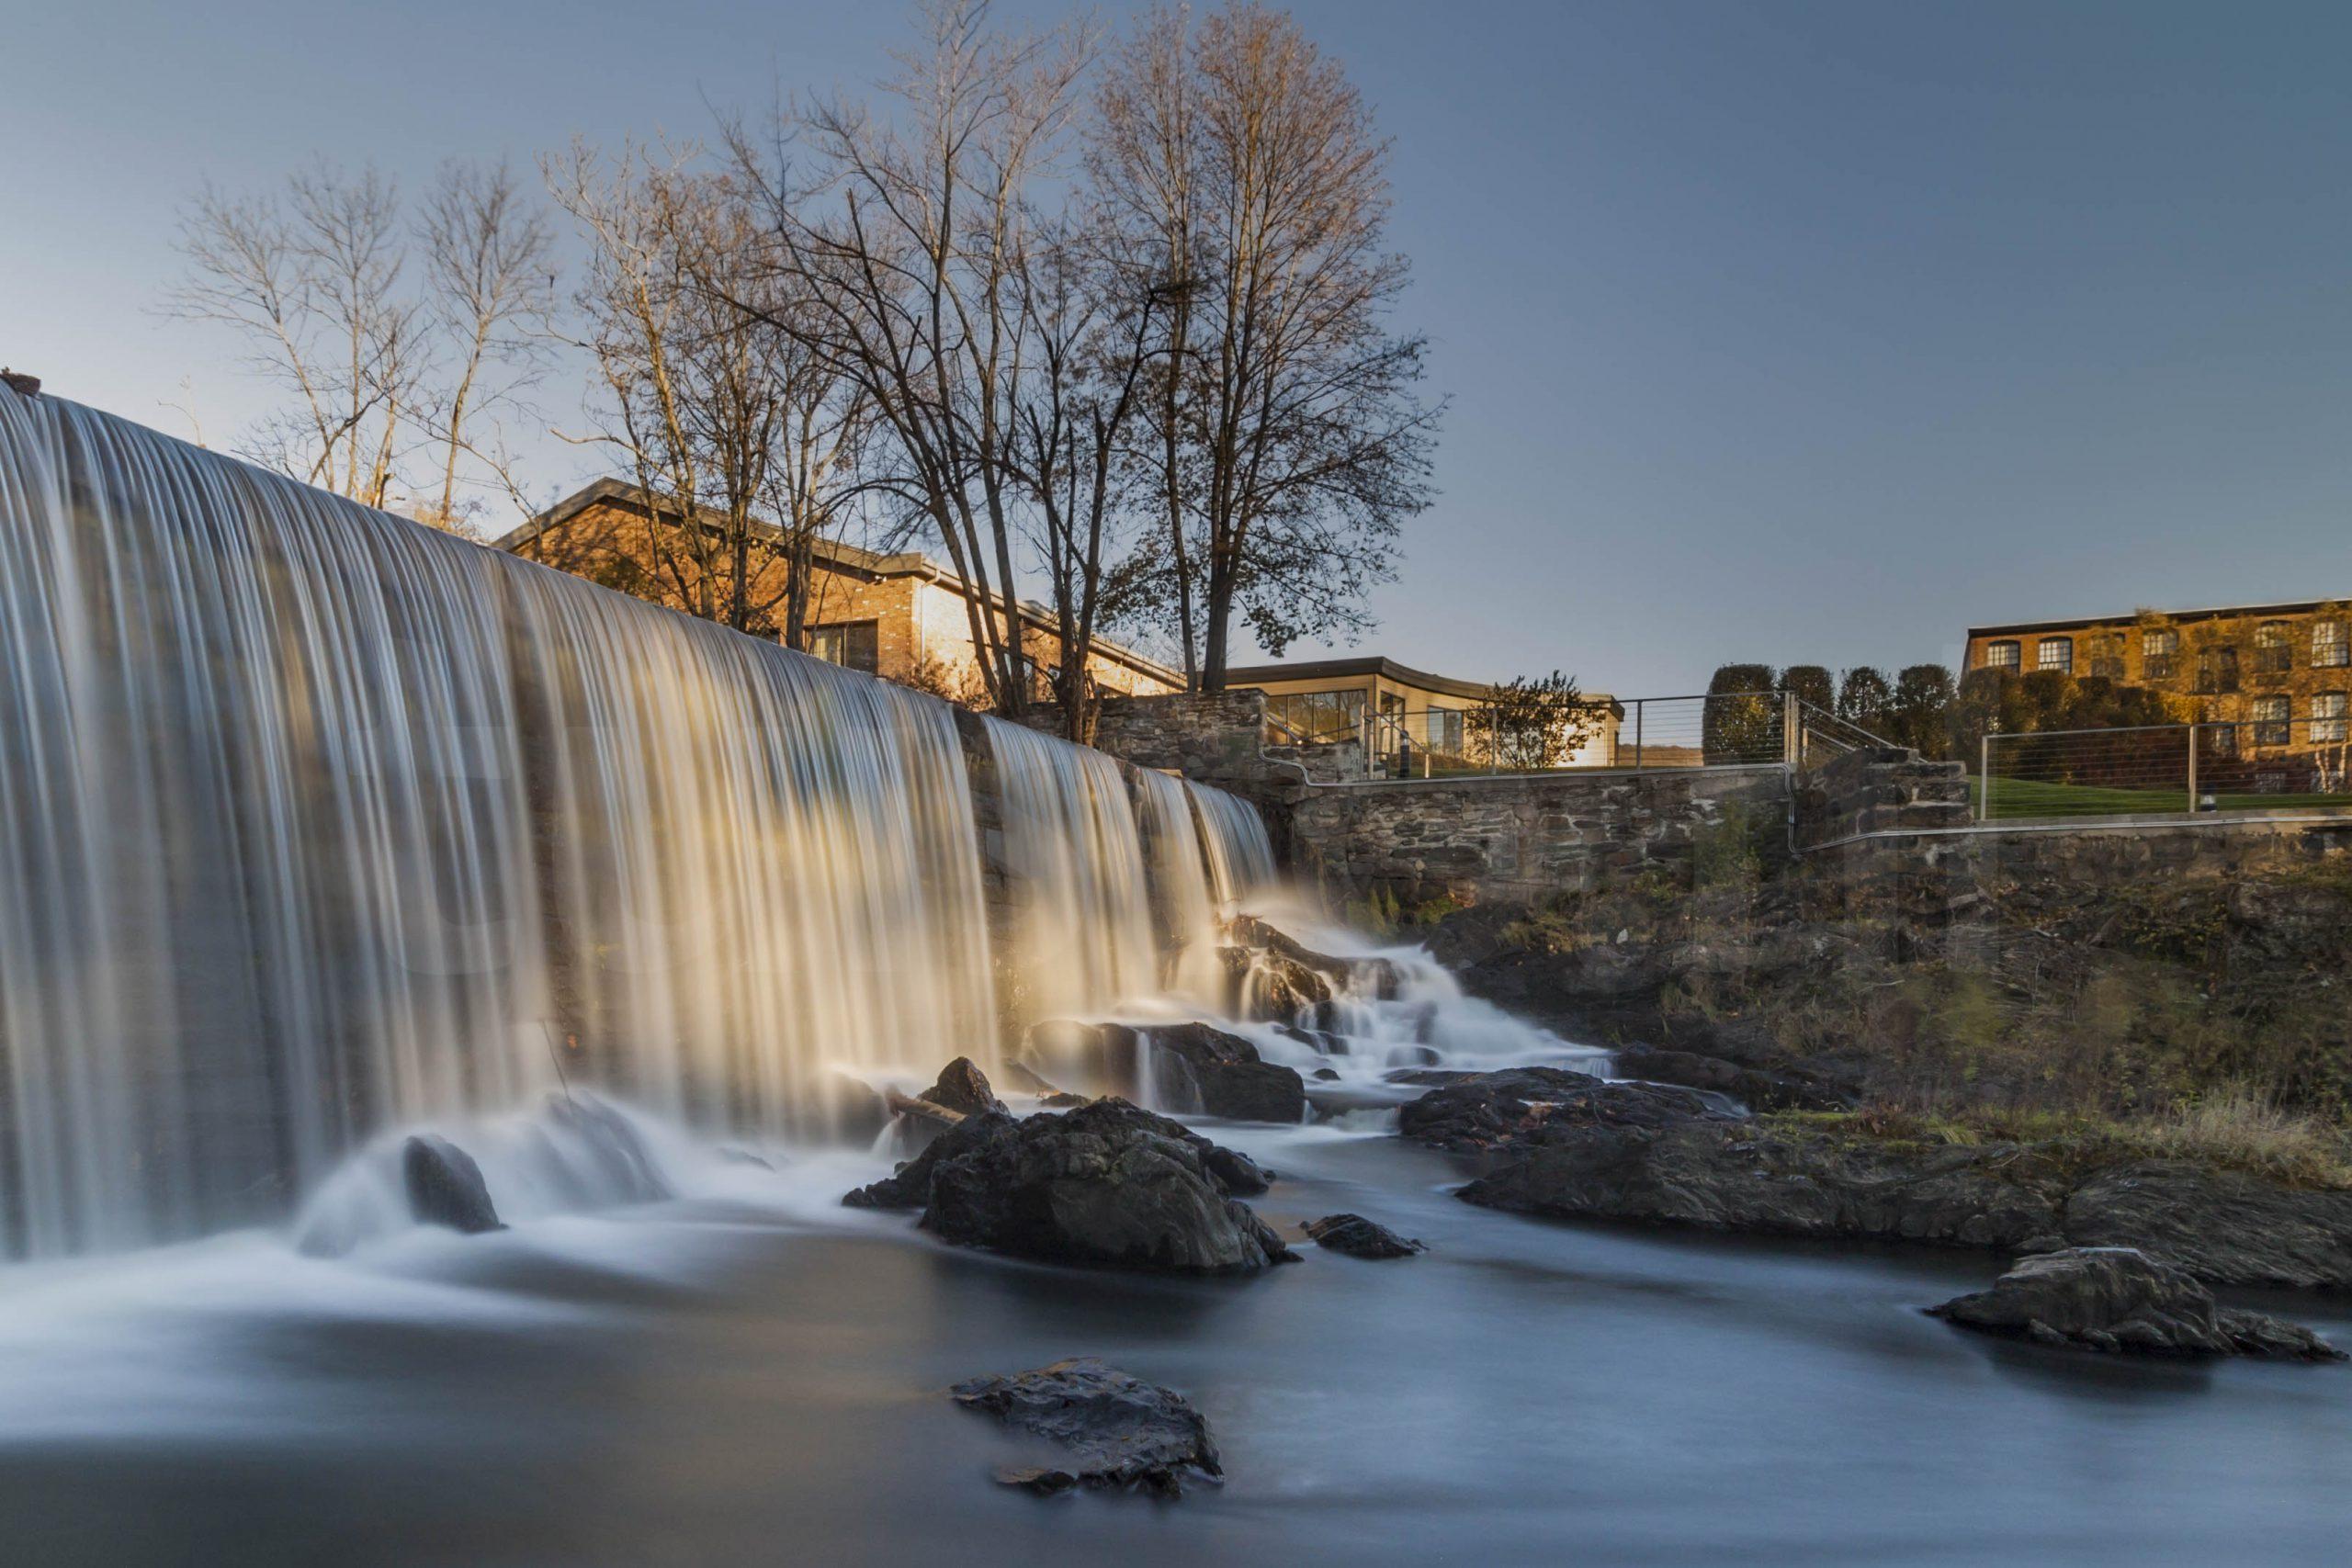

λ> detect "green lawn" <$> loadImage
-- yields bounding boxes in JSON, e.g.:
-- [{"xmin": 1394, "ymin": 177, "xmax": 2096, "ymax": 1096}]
[{"xmin": 1970, "ymin": 774, "xmax": 2352, "ymax": 820}]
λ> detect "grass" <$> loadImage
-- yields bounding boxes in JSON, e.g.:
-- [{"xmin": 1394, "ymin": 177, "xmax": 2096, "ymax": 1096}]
[
  {"xmin": 1767, "ymin": 1089, "xmax": 2352, "ymax": 1190},
  {"xmin": 1970, "ymin": 774, "xmax": 2352, "ymax": 821}
]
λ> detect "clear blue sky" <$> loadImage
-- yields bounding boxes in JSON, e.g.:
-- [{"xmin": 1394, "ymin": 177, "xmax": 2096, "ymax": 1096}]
[{"xmin": 6, "ymin": 0, "xmax": 2349, "ymax": 694}]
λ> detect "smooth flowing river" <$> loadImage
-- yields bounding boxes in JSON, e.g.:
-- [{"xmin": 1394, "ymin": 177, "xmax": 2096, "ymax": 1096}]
[{"xmin": 0, "ymin": 1116, "xmax": 2341, "ymax": 1568}]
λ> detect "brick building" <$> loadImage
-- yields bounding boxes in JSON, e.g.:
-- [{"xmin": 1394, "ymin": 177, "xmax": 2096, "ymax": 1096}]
[
  {"xmin": 495, "ymin": 480, "xmax": 1182, "ymax": 703},
  {"xmin": 1964, "ymin": 598, "xmax": 2352, "ymax": 782}
]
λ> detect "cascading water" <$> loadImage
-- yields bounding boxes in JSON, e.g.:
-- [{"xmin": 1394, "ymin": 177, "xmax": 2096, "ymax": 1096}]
[
  {"xmin": 1187, "ymin": 777, "xmax": 1277, "ymax": 904},
  {"xmin": 978, "ymin": 716, "xmax": 1162, "ymax": 1025},
  {"xmin": 0, "ymin": 392, "xmax": 1279, "ymax": 1259}
]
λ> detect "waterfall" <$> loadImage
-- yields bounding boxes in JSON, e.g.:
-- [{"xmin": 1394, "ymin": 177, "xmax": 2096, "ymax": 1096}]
[
  {"xmin": 1187, "ymin": 778, "xmax": 1277, "ymax": 904},
  {"xmin": 0, "ymin": 393, "xmax": 1280, "ymax": 1259},
  {"xmin": 978, "ymin": 716, "xmax": 1160, "ymax": 1025}
]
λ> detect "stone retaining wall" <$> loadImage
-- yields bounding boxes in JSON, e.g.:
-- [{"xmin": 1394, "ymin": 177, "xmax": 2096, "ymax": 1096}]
[
  {"xmin": 1794, "ymin": 746, "xmax": 1972, "ymax": 849},
  {"xmin": 1289, "ymin": 766, "xmax": 1792, "ymax": 908}
]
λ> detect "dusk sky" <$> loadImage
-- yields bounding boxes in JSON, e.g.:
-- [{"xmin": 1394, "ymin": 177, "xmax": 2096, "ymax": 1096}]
[{"xmin": 6, "ymin": 0, "xmax": 2349, "ymax": 695}]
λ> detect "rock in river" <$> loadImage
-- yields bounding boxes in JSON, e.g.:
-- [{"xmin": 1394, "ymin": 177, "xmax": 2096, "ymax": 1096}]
[
  {"xmin": 843, "ymin": 1100, "xmax": 1296, "ymax": 1274},
  {"xmin": 952, "ymin": 1357, "xmax": 1221, "ymax": 1495},
  {"xmin": 1304, "ymin": 1213, "xmax": 1426, "ymax": 1258},
  {"xmin": 1929, "ymin": 1247, "xmax": 2344, "ymax": 1360},
  {"xmin": 2062, "ymin": 1161, "xmax": 2352, "ymax": 1291},
  {"xmin": 402, "ymin": 1134, "xmax": 504, "ymax": 1234},
  {"xmin": 923, "ymin": 1056, "xmax": 1007, "ymax": 1118}
]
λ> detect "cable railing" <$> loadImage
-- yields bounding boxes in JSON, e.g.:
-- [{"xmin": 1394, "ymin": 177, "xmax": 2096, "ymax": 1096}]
[
  {"xmin": 1977, "ymin": 718, "xmax": 2352, "ymax": 821},
  {"xmin": 1264, "ymin": 691, "xmax": 1869, "ymax": 781}
]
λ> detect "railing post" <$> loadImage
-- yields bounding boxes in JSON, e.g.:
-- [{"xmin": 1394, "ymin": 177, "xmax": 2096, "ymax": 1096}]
[
  {"xmin": 1782, "ymin": 692, "xmax": 1801, "ymax": 768},
  {"xmin": 2186, "ymin": 723, "xmax": 2198, "ymax": 815},
  {"xmin": 1979, "ymin": 734, "xmax": 1991, "ymax": 822},
  {"xmin": 1634, "ymin": 699, "xmax": 1644, "ymax": 771}
]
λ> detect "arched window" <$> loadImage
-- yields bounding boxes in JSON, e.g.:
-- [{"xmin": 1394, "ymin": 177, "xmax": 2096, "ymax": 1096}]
[
  {"xmin": 1984, "ymin": 640, "xmax": 2020, "ymax": 671},
  {"xmin": 2142, "ymin": 626, "xmax": 2179, "ymax": 680},
  {"xmin": 2035, "ymin": 637, "xmax": 2072, "ymax": 673},
  {"xmin": 2314, "ymin": 620, "xmax": 2348, "ymax": 670}
]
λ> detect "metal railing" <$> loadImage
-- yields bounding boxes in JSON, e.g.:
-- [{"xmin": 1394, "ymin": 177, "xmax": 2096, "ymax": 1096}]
[
  {"xmin": 1978, "ymin": 718, "xmax": 2352, "ymax": 822},
  {"xmin": 1267, "ymin": 691, "xmax": 1870, "ymax": 781}
]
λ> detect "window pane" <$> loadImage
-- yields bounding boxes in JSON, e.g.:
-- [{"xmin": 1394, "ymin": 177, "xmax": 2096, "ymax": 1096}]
[
  {"xmin": 2036, "ymin": 637, "xmax": 2072, "ymax": 672},
  {"xmin": 2315, "ymin": 693, "xmax": 2348, "ymax": 743},
  {"xmin": 2315, "ymin": 621, "xmax": 2349, "ymax": 669},
  {"xmin": 1986, "ymin": 640, "xmax": 2020, "ymax": 670}
]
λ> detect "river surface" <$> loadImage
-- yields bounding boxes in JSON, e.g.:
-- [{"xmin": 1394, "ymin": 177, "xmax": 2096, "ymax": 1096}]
[{"xmin": 0, "ymin": 1120, "xmax": 2344, "ymax": 1568}]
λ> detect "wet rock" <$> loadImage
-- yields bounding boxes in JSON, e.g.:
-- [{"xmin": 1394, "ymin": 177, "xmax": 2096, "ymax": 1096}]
[
  {"xmin": 925, "ymin": 1056, "xmax": 1007, "ymax": 1118},
  {"xmin": 1229, "ymin": 915, "xmax": 1406, "ymax": 999},
  {"xmin": 1216, "ymin": 945, "xmax": 1334, "ymax": 1026},
  {"xmin": 1304, "ymin": 1213, "xmax": 1426, "ymax": 1258},
  {"xmin": 718, "ymin": 1146, "xmax": 775, "ymax": 1169},
  {"xmin": 845, "ymin": 1100, "xmax": 1295, "ymax": 1273},
  {"xmin": 546, "ymin": 1093, "xmax": 672, "ymax": 1201},
  {"xmin": 1039, "ymin": 1090, "xmax": 1091, "ymax": 1109},
  {"xmin": 2061, "ymin": 1161, "xmax": 2352, "ymax": 1290},
  {"xmin": 1140, "ymin": 1022, "xmax": 1307, "ymax": 1124},
  {"xmin": 951, "ymin": 1357, "xmax": 1221, "ymax": 1495},
  {"xmin": 402, "ymin": 1134, "xmax": 504, "ymax": 1234},
  {"xmin": 842, "ymin": 1110, "xmax": 1012, "ymax": 1212},
  {"xmin": 1607, "ymin": 1045, "xmax": 1852, "ymax": 1113},
  {"xmin": 1454, "ymin": 1119, "xmax": 2064, "ymax": 1251},
  {"xmin": 1396, "ymin": 1066, "xmax": 1729, "ymax": 1155},
  {"xmin": 1930, "ymin": 1247, "xmax": 2344, "ymax": 1360},
  {"xmin": 1311, "ymin": 1066, "xmax": 1340, "ymax": 1082}
]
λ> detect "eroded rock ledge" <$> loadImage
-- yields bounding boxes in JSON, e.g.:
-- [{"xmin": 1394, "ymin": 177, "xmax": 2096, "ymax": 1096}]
[{"xmin": 1401, "ymin": 1066, "xmax": 2352, "ymax": 1289}]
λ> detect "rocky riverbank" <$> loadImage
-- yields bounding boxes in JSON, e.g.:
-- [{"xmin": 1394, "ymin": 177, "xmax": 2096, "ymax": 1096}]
[{"xmin": 1397, "ymin": 1061, "xmax": 2352, "ymax": 1291}]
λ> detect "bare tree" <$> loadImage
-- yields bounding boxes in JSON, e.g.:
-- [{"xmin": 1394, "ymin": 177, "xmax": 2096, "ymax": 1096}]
[
  {"xmin": 1006, "ymin": 210, "xmax": 1161, "ymax": 740},
  {"xmin": 168, "ymin": 162, "xmax": 417, "ymax": 503},
  {"xmin": 727, "ymin": 0, "xmax": 1094, "ymax": 714},
  {"xmin": 1094, "ymin": 3, "xmax": 1439, "ymax": 689},
  {"xmin": 170, "ymin": 160, "xmax": 560, "ymax": 529},
  {"xmin": 549, "ymin": 144, "xmax": 858, "ymax": 637},
  {"xmin": 416, "ymin": 159, "xmax": 556, "ymax": 532}
]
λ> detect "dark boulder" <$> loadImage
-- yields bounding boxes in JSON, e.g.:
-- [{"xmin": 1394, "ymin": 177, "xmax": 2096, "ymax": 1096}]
[
  {"xmin": 842, "ymin": 1109, "xmax": 1014, "ymax": 1212},
  {"xmin": 1607, "ymin": 1045, "xmax": 1851, "ymax": 1113},
  {"xmin": 2061, "ymin": 1161, "xmax": 2352, "ymax": 1290},
  {"xmin": 951, "ymin": 1358, "xmax": 1221, "ymax": 1495},
  {"xmin": 829, "ymin": 1072, "xmax": 892, "ymax": 1145},
  {"xmin": 1304, "ymin": 1213, "xmax": 1426, "ymax": 1259},
  {"xmin": 845, "ymin": 1100, "xmax": 1295, "ymax": 1273},
  {"xmin": 1930, "ymin": 1247, "xmax": 2344, "ymax": 1360},
  {"xmin": 925, "ymin": 1056, "xmax": 1008, "ymax": 1118},
  {"xmin": 402, "ymin": 1134, "xmax": 504, "ymax": 1234},
  {"xmin": 1396, "ymin": 1066, "xmax": 1729, "ymax": 1155},
  {"xmin": 1142, "ymin": 1022, "xmax": 1307, "ymax": 1124},
  {"xmin": 997, "ymin": 1059, "xmax": 1065, "ymax": 1097}
]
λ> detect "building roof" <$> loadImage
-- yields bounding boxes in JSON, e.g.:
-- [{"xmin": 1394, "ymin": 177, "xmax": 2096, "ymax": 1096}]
[
  {"xmin": 495, "ymin": 479, "xmax": 1185, "ymax": 689},
  {"xmin": 1968, "ymin": 598, "xmax": 2351, "ymax": 640},
  {"xmin": 1222, "ymin": 655, "xmax": 1619, "ymax": 712}
]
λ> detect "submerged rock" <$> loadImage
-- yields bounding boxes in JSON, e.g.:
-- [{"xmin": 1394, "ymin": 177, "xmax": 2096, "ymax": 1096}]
[
  {"xmin": 1304, "ymin": 1213, "xmax": 1426, "ymax": 1258},
  {"xmin": 1930, "ymin": 1247, "xmax": 2344, "ymax": 1360},
  {"xmin": 402, "ymin": 1134, "xmax": 504, "ymax": 1234},
  {"xmin": 951, "ymin": 1357, "xmax": 1221, "ymax": 1495},
  {"xmin": 925, "ymin": 1056, "xmax": 1008, "ymax": 1118},
  {"xmin": 844, "ymin": 1100, "xmax": 1295, "ymax": 1274},
  {"xmin": 545, "ymin": 1092, "xmax": 672, "ymax": 1202}
]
